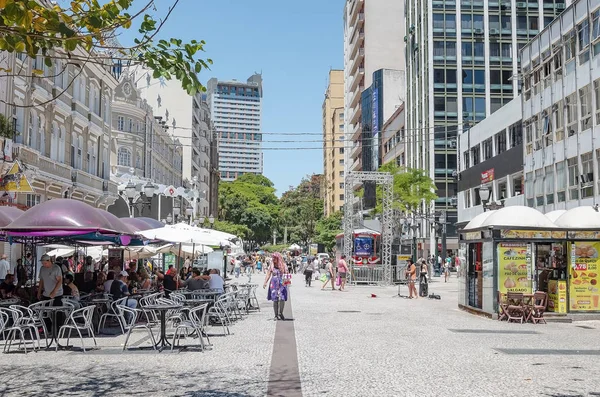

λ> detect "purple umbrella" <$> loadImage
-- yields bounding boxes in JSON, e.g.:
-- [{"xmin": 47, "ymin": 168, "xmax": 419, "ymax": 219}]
[{"xmin": 0, "ymin": 206, "xmax": 24, "ymax": 227}]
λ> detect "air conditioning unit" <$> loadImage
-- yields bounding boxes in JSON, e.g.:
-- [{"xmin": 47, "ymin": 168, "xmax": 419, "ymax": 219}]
[
  {"xmin": 489, "ymin": 28, "xmax": 500, "ymax": 35},
  {"xmin": 516, "ymin": 2, "xmax": 527, "ymax": 8},
  {"xmin": 474, "ymin": 28, "xmax": 484, "ymax": 35},
  {"xmin": 449, "ymin": 141, "xmax": 457, "ymax": 148}
]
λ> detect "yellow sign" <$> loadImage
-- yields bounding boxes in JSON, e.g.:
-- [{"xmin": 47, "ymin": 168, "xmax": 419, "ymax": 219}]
[
  {"xmin": 501, "ymin": 230, "xmax": 566, "ymax": 239},
  {"xmin": 497, "ymin": 243, "xmax": 532, "ymax": 294},
  {"xmin": 569, "ymin": 231, "xmax": 600, "ymax": 239},
  {"xmin": 464, "ymin": 231, "xmax": 481, "ymax": 240},
  {"xmin": 569, "ymin": 242, "xmax": 600, "ymax": 311},
  {"xmin": 548, "ymin": 279, "xmax": 567, "ymax": 313},
  {"xmin": 0, "ymin": 161, "xmax": 33, "ymax": 193}
]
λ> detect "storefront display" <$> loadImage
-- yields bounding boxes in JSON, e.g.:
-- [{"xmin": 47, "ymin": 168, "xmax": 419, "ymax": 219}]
[
  {"xmin": 497, "ymin": 243, "xmax": 532, "ymax": 294},
  {"xmin": 569, "ymin": 242, "xmax": 600, "ymax": 312},
  {"xmin": 548, "ymin": 279, "xmax": 567, "ymax": 313}
]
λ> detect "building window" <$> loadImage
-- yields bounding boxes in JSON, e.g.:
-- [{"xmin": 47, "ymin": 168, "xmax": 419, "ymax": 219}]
[
  {"xmin": 578, "ymin": 19, "xmax": 591, "ymax": 64},
  {"xmin": 339, "ymin": 194, "xmax": 344, "ymax": 201},
  {"xmin": 581, "ymin": 152, "xmax": 594, "ymax": 198},
  {"xmin": 580, "ymin": 84, "xmax": 592, "ymax": 131},
  {"xmin": 463, "ymin": 151, "xmax": 470, "ymax": 169},
  {"xmin": 554, "ymin": 101, "xmax": 564, "ymax": 141},
  {"xmin": 565, "ymin": 31, "xmax": 577, "ymax": 74},
  {"xmin": 118, "ymin": 147, "xmax": 132, "ymax": 167},
  {"xmin": 482, "ymin": 138, "xmax": 492, "ymax": 160},
  {"xmin": 464, "ymin": 190, "xmax": 471, "ymax": 208},
  {"xmin": 509, "ymin": 121, "xmax": 522, "ymax": 148},
  {"xmin": 471, "ymin": 145, "xmax": 480, "ymax": 165},
  {"xmin": 535, "ymin": 169, "xmax": 544, "ymax": 206},
  {"xmin": 568, "ymin": 157, "xmax": 579, "ymax": 200},
  {"xmin": 556, "ymin": 161, "xmax": 566, "ymax": 202},
  {"xmin": 526, "ymin": 171, "xmax": 534, "ymax": 207},
  {"xmin": 513, "ymin": 175, "xmax": 523, "ymax": 196},
  {"xmin": 26, "ymin": 194, "xmax": 41, "ymax": 208},
  {"xmin": 494, "ymin": 130, "xmax": 506, "ymax": 154},
  {"xmin": 117, "ymin": 116, "xmax": 124, "ymax": 131},
  {"xmin": 339, "ymin": 182, "xmax": 344, "ymax": 189},
  {"xmin": 545, "ymin": 166, "xmax": 554, "ymax": 205},
  {"xmin": 566, "ymin": 93, "xmax": 578, "ymax": 136}
]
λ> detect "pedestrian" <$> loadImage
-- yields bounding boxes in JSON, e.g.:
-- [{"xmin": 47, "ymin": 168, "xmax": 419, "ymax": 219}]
[
  {"xmin": 405, "ymin": 259, "xmax": 418, "ymax": 299},
  {"xmin": 304, "ymin": 257, "xmax": 315, "ymax": 287},
  {"xmin": 15, "ymin": 258, "xmax": 27, "ymax": 288},
  {"xmin": 234, "ymin": 256, "xmax": 242, "ymax": 278},
  {"xmin": 321, "ymin": 259, "xmax": 336, "ymax": 291},
  {"xmin": 0, "ymin": 254, "xmax": 9, "ymax": 283},
  {"xmin": 443, "ymin": 257, "xmax": 450, "ymax": 282},
  {"xmin": 38, "ymin": 253, "xmax": 65, "ymax": 334},
  {"xmin": 263, "ymin": 252, "xmax": 288, "ymax": 321},
  {"xmin": 419, "ymin": 259, "xmax": 428, "ymax": 297},
  {"xmin": 337, "ymin": 255, "xmax": 349, "ymax": 291}
]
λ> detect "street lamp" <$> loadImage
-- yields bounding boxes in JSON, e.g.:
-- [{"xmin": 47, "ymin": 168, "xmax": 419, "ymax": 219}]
[
  {"xmin": 479, "ymin": 184, "xmax": 504, "ymax": 211},
  {"xmin": 143, "ymin": 181, "xmax": 156, "ymax": 198},
  {"xmin": 208, "ymin": 214, "xmax": 215, "ymax": 229},
  {"xmin": 439, "ymin": 211, "xmax": 447, "ymax": 271},
  {"xmin": 199, "ymin": 216, "xmax": 206, "ymax": 227},
  {"xmin": 185, "ymin": 205, "xmax": 193, "ymax": 225},
  {"xmin": 173, "ymin": 205, "xmax": 181, "ymax": 224}
]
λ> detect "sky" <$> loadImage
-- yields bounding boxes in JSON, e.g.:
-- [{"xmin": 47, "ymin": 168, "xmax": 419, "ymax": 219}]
[{"xmin": 122, "ymin": 0, "xmax": 346, "ymax": 195}]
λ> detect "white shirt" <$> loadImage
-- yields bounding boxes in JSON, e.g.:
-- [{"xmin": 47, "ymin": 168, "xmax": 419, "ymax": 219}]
[
  {"xmin": 103, "ymin": 280, "xmax": 114, "ymax": 293},
  {"xmin": 0, "ymin": 259, "xmax": 9, "ymax": 279},
  {"xmin": 209, "ymin": 274, "xmax": 224, "ymax": 292},
  {"xmin": 234, "ymin": 259, "xmax": 241, "ymax": 269}
]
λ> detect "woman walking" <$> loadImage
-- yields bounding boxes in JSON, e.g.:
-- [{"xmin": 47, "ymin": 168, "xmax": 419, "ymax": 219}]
[
  {"xmin": 321, "ymin": 260, "xmax": 336, "ymax": 291},
  {"xmin": 304, "ymin": 257, "xmax": 315, "ymax": 287},
  {"xmin": 263, "ymin": 252, "xmax": 289, "ymax": 321},
  {"xmin": 337, "ymin": 255, "xmax": 349, "ymax": 291}
]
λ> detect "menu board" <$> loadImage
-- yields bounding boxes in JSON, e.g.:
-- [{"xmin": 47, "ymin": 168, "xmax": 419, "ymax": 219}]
[
  {"xmin": 497, "ymin": 243, "xmax": 532, "ymax": 294},
  {"xmin": 569, "ymin": 242, "xmax": 600, "ymax": 311},
  {"xmin": 548, "ymin": 279, "xmax": 567, "ymax": 313}
]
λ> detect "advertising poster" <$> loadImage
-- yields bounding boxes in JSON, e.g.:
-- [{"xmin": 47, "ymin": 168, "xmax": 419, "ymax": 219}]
[
  {"xmin": 163, "ymin": 253, "xmax": 176, "ymax": 272},
  {"xmin": 569, "ymin": 242, "xmax": 600, "ymax": 311},
  {"xmin": 354, "ymin": 237, "xmax": 373, "ymax": 257},
  {"xmin": 497, "ymin": 243, "xmax": 532, "ymax": 294},
  {"xmin": 548, "ymin": 280, "xmax": 567, "ymax": 313}
]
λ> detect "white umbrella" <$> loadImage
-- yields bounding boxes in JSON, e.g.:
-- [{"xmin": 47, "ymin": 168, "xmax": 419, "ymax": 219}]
[
  {"xmin": 156, "ymin": 243, "xmax": 213, "ymax": 256},
  {"xmin": 144, "ymin": 223, "xmax": 231, "ymax": 246},
  {"xmin": 289, "ymin": 244, "xmax": 301, "ymax": 250}
]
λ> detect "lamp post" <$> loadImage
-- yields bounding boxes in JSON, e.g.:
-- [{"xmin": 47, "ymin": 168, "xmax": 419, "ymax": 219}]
[
  {"xmin": 208, "ymin": 214, "xmax": 215, "ymax": 229},
  {"xmin": 479, "ymin": 184, "xmax": 504, "ymax": 211},
  {"xmin": 439, "ymin": 211, "xmax": 447, "ymax": 271},
  {"xmin": 124, "ymin": 180, "xmax": 156, "ymax": 218},
  {"xmin": 199, "ymin": 216, "xmax": 205, "ymax": 228},
  {"xmin": 185, "ymin": 205, "xmax": 193, "ymax": 225}
]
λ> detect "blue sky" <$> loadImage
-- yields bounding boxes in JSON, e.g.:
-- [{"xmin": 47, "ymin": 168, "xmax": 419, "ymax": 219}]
[{"xmin": 124, "ymin": 0, "xmax": 345, "ymax": 195}]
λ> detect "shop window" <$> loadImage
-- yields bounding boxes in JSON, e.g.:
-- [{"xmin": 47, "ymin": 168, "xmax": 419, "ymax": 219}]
[
  {"xmin": 581, "ymin": 152, "xmax": 594, "ymax": 198},
  {"xmin": 568, "ymin": 157, "xmax": 580, "ymax": 200},
  {"xmin": 535, "ymin": 169, "xmax": 544, "ymax": 206},
  {"xmin": 545, "ymin": 166, "xmax": 554, "ymax": 205},
  {"xmin": 556, "ymin": 161, "xmax": 566, "ymax": 202}
]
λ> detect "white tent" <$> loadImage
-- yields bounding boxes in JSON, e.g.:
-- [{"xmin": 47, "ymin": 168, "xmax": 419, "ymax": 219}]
[
  {"xmin": 289, "ymin": 243, "xmax": 301, "ymax": 250},
  {"xmin": 45, "ymin": 246, "xmax": 104, "ymax": 262},
  {"xmin": 156, "ymin": 243, "xmax": 213, "ymax": 256}
]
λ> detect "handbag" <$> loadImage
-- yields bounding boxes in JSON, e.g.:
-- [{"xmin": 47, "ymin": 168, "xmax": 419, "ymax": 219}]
[
  {"xmin": 282, "ymin": 273, "xmax": 292, "ymax": 286},
  {"xmin": 320, "ymin": 274, "xmax": 328, "ymax": 283}
]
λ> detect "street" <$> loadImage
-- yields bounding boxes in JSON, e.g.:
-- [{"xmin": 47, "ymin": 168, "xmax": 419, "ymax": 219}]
[{"xmin": 3, "ymin": 275, "xmax": 600, "ymax": 397}]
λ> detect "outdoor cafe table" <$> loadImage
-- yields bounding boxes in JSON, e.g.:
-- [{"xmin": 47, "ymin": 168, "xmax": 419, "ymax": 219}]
[
  {"xmin": 189, "ymin": 291, "xmax": 221, "ymax": 301},
  {"xmin": 0, "ymin": 298, "xmax": 19, "ymax": 307},
  {"xmin": 143, "ymin": 304, "xmax": 182, "ymax": 351},
  {"xmin": 37, "ymin": 305, "xmax": 73, "ymax": 349}
]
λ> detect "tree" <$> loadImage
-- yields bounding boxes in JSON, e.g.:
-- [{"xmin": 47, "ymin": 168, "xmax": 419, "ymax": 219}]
[
  {"xmin": 370, "ymin": 163, "xmax": 438, "ymax": 214},
  {"xmin": 212, "ymin": 220, "xmax": 251, "ymax": 241},
  {"xmin": 0, "ymin": 113, "xmax": 15, "ymax": 139},
  {"xmin": 0, "ymin": 0, "xmax": 212, "ymax": 100},
  {"xmin": 280, "ymin": 174, "xmax": 324, "ymax": 246},
  {"xmin": 314, "ymin": 211, "xmax": 342, "ymax": 251}
]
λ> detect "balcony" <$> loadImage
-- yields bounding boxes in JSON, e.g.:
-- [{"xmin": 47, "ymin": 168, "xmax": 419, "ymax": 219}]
[
  {"xmin": 349, "ymin": 86, "xmax": 361, "ymax": 110},
  {"xmin": 349, "ymin": 156, "xmax": 362, "ymax": 172},
  {"xmin": 348, "ymin": 0, "xmax": 364, "ymax": 25},
  {"xmin": 350, "ymin": 119, "xmax": 362, "ymax": 141},
  {"xmin": 350, "ymin": 69, "xmax": 364, "ymax": 93},
  {"xmin": 16, "ymin": 145, "xmax": 72, "ymax": 182},
  {"xmin": 349, "ymin": 30, "xmax": 365, "ymax": 59},
  {"xmin": 350, "ymin": 142, "xmax": 362, "ymax": 160},
  {"xmin": 72, "ymin": 170, "xmax": 105, "ymax": 192}
]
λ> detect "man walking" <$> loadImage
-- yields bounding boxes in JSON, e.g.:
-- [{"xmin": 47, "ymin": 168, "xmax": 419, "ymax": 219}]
[
  {"xmin": 0, "ymin": 254, "xmax": 9, "ymax": 283},
  {"xmin": 38, "ymin": 254, "xmax": 63, "ymax": 306}
]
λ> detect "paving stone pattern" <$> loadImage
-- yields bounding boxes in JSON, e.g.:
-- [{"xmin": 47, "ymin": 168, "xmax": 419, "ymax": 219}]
[{"xmin": 3, "ymin": 275, "xmax": 600, "ymax": 396}]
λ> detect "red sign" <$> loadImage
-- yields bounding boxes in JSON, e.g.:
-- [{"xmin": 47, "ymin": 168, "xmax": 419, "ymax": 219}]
[{"xmin": 481, "ymin": 168, "xmax": 495, "ymax": 184}]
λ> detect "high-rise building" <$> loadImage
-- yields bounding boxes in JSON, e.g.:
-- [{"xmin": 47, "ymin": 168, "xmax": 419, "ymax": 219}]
[
  {"xmin": 343, "ymin": 0, "xmax": 405, "ymax": 174},
  {"xmin": 323, "ymin": 70, "xmax": 345, "ymax": 217},
  {"xmin": 405, "ymin": 0, "xmax": 567, "ymax": 256},
  {"xmin": 207, "ymin": 74, "xmax": 263, "ymax": 182}
]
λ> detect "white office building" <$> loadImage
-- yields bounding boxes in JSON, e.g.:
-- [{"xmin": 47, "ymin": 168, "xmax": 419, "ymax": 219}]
[
  {"xmin": 521, "ymin": 0, "xmax": 600, "ymax": 211},
  {"xmin": 207, "ymin": 74, "xmax": 263, "ymax": 181},
  {"xmin": 343, "ymin": 0, "xmax": 405, "ymax": 173}
]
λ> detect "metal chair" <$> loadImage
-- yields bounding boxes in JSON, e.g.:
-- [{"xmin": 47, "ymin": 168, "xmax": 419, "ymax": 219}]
[
  {"xmin": 119, "ymin": 305, "xmax": 156, "ymax": 351},
  {"xmin": 171, "ymin": 303, "xmax": 210, "ymax": 351},
  {"xmin": 1, "ymin": 307, "xmax": 40, "ymax": 353},
  {"xmin": 98, "ymin": 297, "xmax": 127, "ymax": 334},
  {"xmin": 207, "ymin": 295, "xmax": 231, "ymax": 336},
  {"xmin": 56, "ymin": 306, "xmax": 97, "ymax": 352},
  {"xmin": 10, "ymin": 304, "xmax": 48, "ymax": 347}
]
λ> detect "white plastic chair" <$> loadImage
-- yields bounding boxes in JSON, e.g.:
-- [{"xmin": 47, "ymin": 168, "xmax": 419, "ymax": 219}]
[
  {"xmin": 119, "ymin": 305, "xmax": 156, "ymax": 351},
  {"xmin": 56, "ymin": 306, "xmax": 97, "ymax": 352},
  {"xmin": 171, "ymin": 303, "xmax": 210, "ymax": 351},
  {"xmin": 98, "ymin": 297, "xmax": 127, "ymax": 334},
  {"xmin": 1, "ymin": 307, "xmax": 40, "ymax": 353}
]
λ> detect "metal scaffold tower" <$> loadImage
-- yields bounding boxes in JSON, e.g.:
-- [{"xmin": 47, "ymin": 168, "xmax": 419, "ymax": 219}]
[{"xmin": 343, "ymin": 171, "xmax": 394, "ymax": 285}]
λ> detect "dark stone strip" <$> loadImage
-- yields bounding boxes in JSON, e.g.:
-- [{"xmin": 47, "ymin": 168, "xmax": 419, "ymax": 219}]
[{"xmin": 267, "ymin": 289, "xmax": 302, "ymax": 397}]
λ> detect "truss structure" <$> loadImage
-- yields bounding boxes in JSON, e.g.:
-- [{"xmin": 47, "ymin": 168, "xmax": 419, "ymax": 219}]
[{"xmin": 343, "ymin": 171, "xmax": 394, "ymax": 285}]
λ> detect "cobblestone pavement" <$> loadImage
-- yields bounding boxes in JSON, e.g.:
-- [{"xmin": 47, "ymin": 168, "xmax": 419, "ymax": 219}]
[{"xmin": 3, "ymin": 274, "xmax": 600, "ymax": 397}]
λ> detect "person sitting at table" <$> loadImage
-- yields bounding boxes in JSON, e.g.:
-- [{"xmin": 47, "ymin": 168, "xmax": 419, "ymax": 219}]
[
  {"xmin": 63, "ymin": 274, "xmax": 80, "ymax": 300},
  {"xmin": 199, "ymin": 269, "xmax": 224, "ymax": 293},
  {"xmin": 156, "ymin": 267, "xmax": 179, "ymax": 297},
  {"xmin": 0, "ymin": 273, "xmax": 15, "ymax": 298},
  {"xmin": 103, "ymin": 271, "xmax": 115, "ymax": 293},
  {"xmin": 110, "ymin": 271, "xmax": 137, "ymax": 321},
  {"xmin": 184, "ymin": 268, "xmax": 209, "ymax": 291},
  {"xmin": 95, "ymin": 271, "xmax": 106, "ymax": 292},
  {"xmin": 138, "ymin": 268, "xmax": 152, "ymax": 290},
  {"xmin": 80, "ymin": 271, "xmax": 96, "ymax": 294}
]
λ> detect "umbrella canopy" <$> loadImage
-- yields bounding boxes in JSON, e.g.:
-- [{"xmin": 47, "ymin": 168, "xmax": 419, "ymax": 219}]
[
  {"xmin": 136, "ymin": 217, "xmax": 165, "ymax": 229},
  {"xmin": 120, "ymin": 217, "xmax": 155, "ymax": 232},
  {"xmin": 142, "ymin": 223, "xmax": 231, "ymax": 246},
  {"xmin": 289, "ymin": 243, "xmax": 301, "ymax": 250},
  {"xmin": 0, "ymin": 206, "xmax": 24, "ymax": 227},
  {"xmin": 4, "ymin": 199, "xmax": 120, "ymax": 235},
  {"xmin": 156, "ymin": 243, "xmax": 213, "ymax": 256},
  {"xmin": 97, "ymin": 209, "xmax": 136, "ymax": 234}
]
